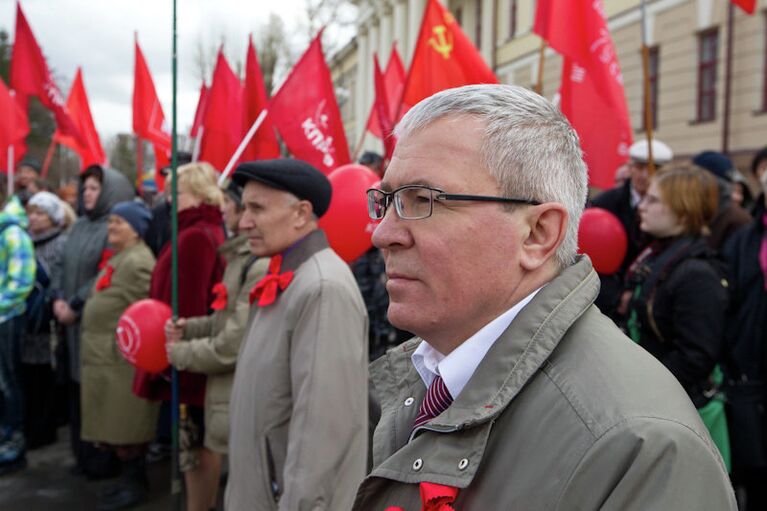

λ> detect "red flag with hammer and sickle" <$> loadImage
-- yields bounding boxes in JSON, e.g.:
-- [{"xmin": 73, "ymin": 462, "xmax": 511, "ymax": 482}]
[{"xmin": 400, "ymin": 0, "xmax": 498, "ymax": 115}]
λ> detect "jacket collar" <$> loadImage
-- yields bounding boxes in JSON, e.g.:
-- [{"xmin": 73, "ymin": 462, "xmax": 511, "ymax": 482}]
[
  {"xmin": 280, "ymin": 228, "xmax": 329, "ymax": 272},
  {"xmin": 368, "ymin": 256, "xmax": 600, "ymax": 486}
]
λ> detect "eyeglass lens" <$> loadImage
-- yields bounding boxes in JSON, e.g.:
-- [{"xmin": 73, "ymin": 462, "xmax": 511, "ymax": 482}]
[{"xmin": 394, "ymin": 187, "xmax": 434, "ymax": 219}]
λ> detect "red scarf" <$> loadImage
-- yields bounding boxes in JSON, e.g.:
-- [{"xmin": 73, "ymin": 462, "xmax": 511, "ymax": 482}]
[{"xmin": 249, "ymin": 255, "xmax": 293, "ymax": 306}]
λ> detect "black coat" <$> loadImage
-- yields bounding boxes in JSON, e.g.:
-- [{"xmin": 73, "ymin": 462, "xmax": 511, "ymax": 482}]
[
  {"xmin": 627, "ymin": 236, "xmax": 729, "ymax": 407},
  {"xmin": 591, "ymin": 181, "xmax": 650, "ymax": 319},
  {"xmin": 721, "ymin": 197, "xmax": 767, "ymax": 468}
]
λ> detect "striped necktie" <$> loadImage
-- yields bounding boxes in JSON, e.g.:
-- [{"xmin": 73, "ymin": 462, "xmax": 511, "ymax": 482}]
[{"xmin": 413, "ymin": 375, "xmax": 453, "ymax": 431}]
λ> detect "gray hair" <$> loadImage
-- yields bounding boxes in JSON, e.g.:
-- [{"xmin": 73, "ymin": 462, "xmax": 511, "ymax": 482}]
[{"xmin": 394, "ymin": 84, "xmax": 588, "ymax": 268}]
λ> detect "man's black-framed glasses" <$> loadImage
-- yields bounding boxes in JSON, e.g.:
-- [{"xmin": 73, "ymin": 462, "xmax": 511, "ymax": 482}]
[{"xmin": 366, "ymin": 185, "xmax": 541, "ymax": 221}]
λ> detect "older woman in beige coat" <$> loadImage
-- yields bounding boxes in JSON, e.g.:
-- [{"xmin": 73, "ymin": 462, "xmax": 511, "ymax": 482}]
[{"xmin": 80, "ymin": 201, "xmax": 158, "ymax": 510}]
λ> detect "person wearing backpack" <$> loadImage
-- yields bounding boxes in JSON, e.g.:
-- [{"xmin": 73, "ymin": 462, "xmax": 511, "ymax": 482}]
[
  {"xmin": 626, "ymin": 166, "xmax": 731, "ymax": 469},
  {"xmin": 0, "ymin": 180, "xmax": 36, "ymax": 475},
  {"xmin": 22, "ymin": 191, "xmax": 68, "ymax": 450}
]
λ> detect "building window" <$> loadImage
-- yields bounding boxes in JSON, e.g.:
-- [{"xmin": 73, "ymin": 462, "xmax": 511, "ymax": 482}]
[
  {"xmin": 475, "ymin": 0, "xmax": 482, "ymax": 48},
  {"xmin": 696, "ymin": 28, "xmax": 719, "ymax": 122},
  {"xmin": 455, "ymin": 7, "xmax": 463, "ymax": 26},
  {"xmin": 642, "ymin": 47, "xmax": 659, "ymax": 130},
  {"xmin": 509, "ymin": 0, "xmax": 517, "ymax": 39}
]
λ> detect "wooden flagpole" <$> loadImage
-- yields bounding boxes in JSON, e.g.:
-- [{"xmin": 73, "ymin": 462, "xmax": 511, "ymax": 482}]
[{"xmin": 40, "ymin": 138, "xmax": 57, "ymax": 179}]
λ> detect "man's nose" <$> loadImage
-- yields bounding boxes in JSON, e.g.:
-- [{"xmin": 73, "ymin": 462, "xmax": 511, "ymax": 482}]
[{"xmin": 371, "ymin": 207, "xmax": 412, "ymax": 250}]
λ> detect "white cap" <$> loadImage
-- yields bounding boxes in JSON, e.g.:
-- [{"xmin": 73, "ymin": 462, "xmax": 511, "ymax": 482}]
[
  {"xmin": 28, "ymin": 191, "xmax": 65, "ymax": 226},
  {"xmin": 629, "ymin": 139, "xmax": 673, "ymax": 165}
]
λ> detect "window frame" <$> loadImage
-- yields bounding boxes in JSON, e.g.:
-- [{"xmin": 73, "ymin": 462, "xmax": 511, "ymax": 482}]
[
  {"xmin": 475, "ymin": 0, "xmax": 482, "ymax": 48},
  {"xmin": 696, "ymin": 27, "xmax": 719, "ymax": 123},
  {"xmin": 509, "ymin": 0, "xmax": 517, "ymax": 40}
]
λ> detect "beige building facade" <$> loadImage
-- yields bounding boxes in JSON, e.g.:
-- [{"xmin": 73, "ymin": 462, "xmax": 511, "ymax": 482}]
[{"xmin": 330, "ymin": 0, "xmax": 767, "ymax": 182}]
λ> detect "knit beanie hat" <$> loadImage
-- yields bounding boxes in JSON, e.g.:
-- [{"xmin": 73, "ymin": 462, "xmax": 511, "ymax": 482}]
[
  {"xmin": 692, "ymin": 151, "xmax": 734, "ymax": 182},
  {"xmin": 28, "ymin": 191, "xmax": 65, "ymax": 226},
  {"xmin": 111, "ymin": 201, "xmax": 152, "ymax": 238}
]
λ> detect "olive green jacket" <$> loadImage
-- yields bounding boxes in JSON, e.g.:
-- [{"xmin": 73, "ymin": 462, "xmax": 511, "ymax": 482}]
[
  {"xmin": 80, "ymin": 241, "xmax": 159, "ymax": 445},
  {"xmin": 168, "ymin": 235, "xmax": 268, "ymax": 453},
  {"xmin": 353, "ymin": 256, "xmax": 736, "ymax": 511}
]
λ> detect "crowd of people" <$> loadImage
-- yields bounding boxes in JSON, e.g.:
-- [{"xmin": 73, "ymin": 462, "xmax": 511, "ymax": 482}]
[{"xmin": 0, "ymin": 84, "xmax": 764, "ymax": 510}]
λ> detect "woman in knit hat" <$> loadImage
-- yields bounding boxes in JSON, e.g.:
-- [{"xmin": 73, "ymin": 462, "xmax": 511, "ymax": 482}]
[
  {"xmin": 79, "ymin": 200, "xmax": 159, "ymax": 510},
  {"xmin": 22, "ymin": 192, "xmax": 68, "ymax": 449}
]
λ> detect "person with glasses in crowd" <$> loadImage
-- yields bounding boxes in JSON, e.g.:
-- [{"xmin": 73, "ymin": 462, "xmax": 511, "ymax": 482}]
[{"xmin": 353, "ymin": 84, "xmax": 735, "ymax": 510}]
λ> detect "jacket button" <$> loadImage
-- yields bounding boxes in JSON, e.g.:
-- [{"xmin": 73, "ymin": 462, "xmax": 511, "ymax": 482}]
[
  {"xmin": 458, "ymin": 458, "xmax": 469, "ymax": 470},
  {"xmin": 404, "ymin": 397, "xmax": 415, "ymax": 407},
  {"xmin": 412, "ymin": 458, "xmax": 423, "ymax": 471}
]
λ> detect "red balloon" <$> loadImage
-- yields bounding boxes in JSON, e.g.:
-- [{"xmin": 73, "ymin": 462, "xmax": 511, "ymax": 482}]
[
  {"xmin": 116, "ymin": 299, "xmax": 172, "ymax": 373},
  {"xmin": 319, "ymin": 164, "xmax": 381, "ymax": 262},
  {"xmin": 578, "ymin": 208, "xmax": 628, "ymax": 275}
]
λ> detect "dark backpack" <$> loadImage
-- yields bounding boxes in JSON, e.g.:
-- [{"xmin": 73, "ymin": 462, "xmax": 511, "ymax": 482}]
[{"xmin": 0, "ymin": 222, "xmax": 52, "ymax": 333}]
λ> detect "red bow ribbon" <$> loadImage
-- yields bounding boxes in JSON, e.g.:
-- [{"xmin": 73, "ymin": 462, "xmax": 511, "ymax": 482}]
[
  {"xmin": 210, "ymin": 282, "xmax": 228, "ymax": 311},
  {"xmin": 98, "ymin": 248, "xmax": 115, "ymax": 270},
  {"xmin": 249, "ymin": 255, "xmax": 293, "ymax": 306},
  {"xmin": 384, "ymin": 482, "xmax": 458, "ymax": 511},
  {"xmin": 96, "ymin": 265, "xmax": 114, "ymax": 291}
]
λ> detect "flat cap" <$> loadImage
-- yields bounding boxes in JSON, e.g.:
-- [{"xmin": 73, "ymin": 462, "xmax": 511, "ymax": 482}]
[
  {"xmin": 692, "ymin": 151, "xmax": 734, "ymax": 182},
  {"xmin": 232, "ymin": 159, "xmax": 332, "ymax": 218},
  {"xmin": 629, "ymin": 139, "xmax": 673, "ymax": 165}
]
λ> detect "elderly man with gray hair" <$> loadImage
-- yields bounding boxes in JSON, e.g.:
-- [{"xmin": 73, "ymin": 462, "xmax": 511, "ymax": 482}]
[{"xmin": 354, "ymin": 84, "xmax": 735, "ymax": 510}]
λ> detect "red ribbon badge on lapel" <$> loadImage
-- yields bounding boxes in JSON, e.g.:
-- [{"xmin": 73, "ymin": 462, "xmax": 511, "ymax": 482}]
[
  {"xmin": 210, "ymin": 282, "xmax": 228, "ymax": 311},
  {"xmin": 98, "ymin": 248, "xmax": 115, "ymax": 270},
  {"xmin": 249, "ymin": 254, "xmax": 293, "ymax": 306},
  {"xmin": 420, "ymin": 482, "xmax": 458, "ymax": 511},
  {"xmin": 96, "ymin": 265, "xmax": 114, "ymax": 292},
  {"xmin": 384, "ymin": 482, "xmax": 458, "ymax": 511}
]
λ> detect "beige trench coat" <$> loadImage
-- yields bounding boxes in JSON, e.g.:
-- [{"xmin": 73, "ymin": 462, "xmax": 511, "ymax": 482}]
[
  {"xmin": 225, "ymin": 230, "xmax": 368, "ymax": 511},
  {"xmin": 353, "ymin": 256, "xmax": 736, "ymax": 511},
  {"xmin": 80, "ymin": 241, "xmax": 159, "ymax": 445},
  {"xmin": 168, "ymin": 235, "xmax": 268, "ymax": 453}
]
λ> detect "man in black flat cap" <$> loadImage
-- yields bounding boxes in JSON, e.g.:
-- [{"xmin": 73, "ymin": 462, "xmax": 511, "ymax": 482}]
[{"xmin": 225, "ymin": 158, "xmax": 369, "ymax": 511}]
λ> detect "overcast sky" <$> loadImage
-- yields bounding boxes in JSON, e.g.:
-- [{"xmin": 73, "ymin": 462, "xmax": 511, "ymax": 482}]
[{"xmin": 1, "ymin": 0, "xmax": 354, "ymax": 142}]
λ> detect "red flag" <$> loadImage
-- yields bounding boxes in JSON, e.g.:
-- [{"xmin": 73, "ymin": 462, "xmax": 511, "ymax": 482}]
[
  {"xmin": 534, "ymin": 0, "xmax": 632, "ymax": 189},
  {"xmin": 242, "ymin": 36, "xmax": 280, "ymax": 161},
  {"xmin": 372, "ymin": 54, "xmax": 396, "ymax": 161},
  {"xmin": 401, "ymin": 0, "xmax": 498, "ymax": 112},
  {"xmin": 367, "ymin": 45, "xmax": 406, "ymax": 138},
  {"xmin": 190, "ymin": 83, "xmax": 209, "ymax": 139},
  {"xmin": 268, "ymin": 32, "xmax": 350, "ymax": 174},
  {"xmin": 732, "ymin": 0, "xmax": 756, "ymax": 14},
  {"xmin": 0, "ymin": 78, "xmax": 29, "ymax": 171},
  {"xmin": 53, "ymin": 68, "xmax": 106, "ymax": 169},
  {"xmin": 133, "ymin": 38, "xmax": 171, "ymax": 172},
  {"xmin": 199, "ymin": 49, "xmax": 243, "ymax": 172},
  {"xmin": 10, "ymin": 3, "xmax": 82, "ymax": 145}
]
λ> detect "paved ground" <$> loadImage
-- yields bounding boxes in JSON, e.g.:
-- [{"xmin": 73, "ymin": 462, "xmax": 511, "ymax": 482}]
[{"xmin": 0, "ymin": 428, "xmax": 176, "ymax": 510}]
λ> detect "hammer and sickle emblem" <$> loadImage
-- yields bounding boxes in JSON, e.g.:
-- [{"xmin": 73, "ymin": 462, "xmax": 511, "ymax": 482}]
[{"xmin": 428, "ymin": 25, "xmax": 454, "ymax": 59}]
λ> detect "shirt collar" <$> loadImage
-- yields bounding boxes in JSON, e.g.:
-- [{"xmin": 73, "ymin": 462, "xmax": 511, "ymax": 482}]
[
  {"xmin": 412, "ymin": 287, "xmax": 542, "ymax": 399},
  {"xmin": 630, "ymin": 184, "xmax": 643, "ymax": 208}
]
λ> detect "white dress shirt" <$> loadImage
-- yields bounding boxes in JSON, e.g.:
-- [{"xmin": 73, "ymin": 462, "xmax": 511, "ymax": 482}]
[{"xmin": 412, "ymin": 288, "xmax": 542, "ymax": 399}]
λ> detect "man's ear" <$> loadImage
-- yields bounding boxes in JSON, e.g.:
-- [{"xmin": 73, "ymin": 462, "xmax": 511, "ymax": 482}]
[
  {"xmin": 293, "ymin": 200, "xmax": 315, "ymax": 229},
  {"xmin": 519, "ymin": 204, "xmax": 568, "ymax": 271}
]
